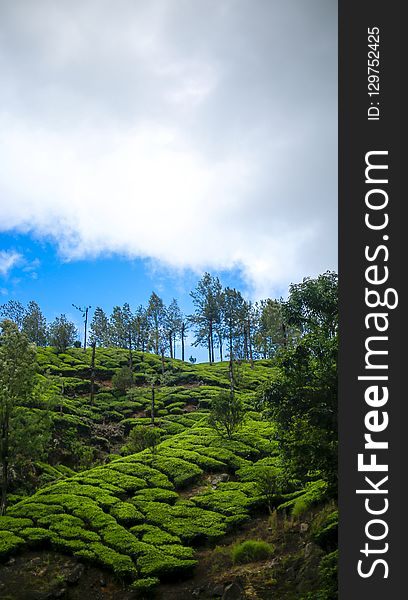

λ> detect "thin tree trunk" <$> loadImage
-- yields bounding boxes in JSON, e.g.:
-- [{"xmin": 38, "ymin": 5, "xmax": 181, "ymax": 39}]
[
  {"xmin": 248, "ymin": 320, "xmax": 254, "ymax": 369},
  {"xmin": 243, "ymin": 327, "xmax": 248, "ymax": 361},
  {"xmin": 282, "ymin": 322, "xmax": 288, "ymax": 348},
  {"xmin": 208, "ymin": 334, "xmax": 212, "ymax": 364},
  {"xmin": 83, "ymin": 307, "xmax": 88, "ymax": 351},
  {"xmin": 181, "ymin": 323, "xmax": 185, "ymax": 362},
  {"xmin": 173, "ymin": 333, "xmax": 176, "ymax": 360},
  {"xmin": 169, "ymin": 333, "xmax": 173, "ymax": 359},
  {"xmin": 209, "ymin": 319, "xmax": 214, "ymax": 364},
  {"xmin": 218, "ymin": 332, "xmax": 223, "ymax": 362},
  {"xmin": 128, "ymin": 331, "xmax": 133, "ymax": 376},
  {"xmin": 90, "ymin": 342, "xmax": 96, "ymax": 405},
  {"xmin": 161, "ymin": 349, "xmax": 165, "ymax": 375},
  {"xmin": 151, "ymin": 385, "xmax": 155, "ymax": 425},
  {"xmin": 0, "ymin": 414, "xmax": 9, "ymax": 515}
]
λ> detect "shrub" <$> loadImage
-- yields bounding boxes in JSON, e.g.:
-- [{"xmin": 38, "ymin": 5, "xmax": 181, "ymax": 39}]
[
  {"xmin": 112, "ymin": 367, "xmax": 134, "ymax": 393},
  {"xmin": 232, "ymin": 540, "xmax": 274, "ymax": 564},
  {"xmin": 126, "ymin": 425, "xmax": 161, "ymax": 455}
]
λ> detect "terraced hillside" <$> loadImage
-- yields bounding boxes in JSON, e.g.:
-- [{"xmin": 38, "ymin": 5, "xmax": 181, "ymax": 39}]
[{"xmin": 0, "ymin": 348, "xmax": 337, "ymax": 599}]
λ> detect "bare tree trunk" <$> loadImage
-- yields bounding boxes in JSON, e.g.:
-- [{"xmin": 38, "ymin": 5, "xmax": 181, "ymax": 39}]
[
  {"xmin": 169, "ymin": 333, "xmax": 173, "ymax": 359},
  {"xmin": 173, "ymin": 333, "xmax": 176, "ymax": 359},
  {"xmin": 211, "ymin": 335, "xmax": 215, "ymax": 364},
  {"xmin": 84, "ymin": 307, "xmax": 89, "ymax": 351},
  {"xmin": 282, "ymin": 322, "xmax": 288, "ymax": 348},
  {"xmin": 208, "ymin": 334, "xmax": 212, "ymax": 364},
  {"xmin": 151, "ymin": 385, "xmax": 155, "ymax": 425},
  {"xmin": 218, "ymin": 332, "xmax": 223, "ymax": 362},
  {"xmin": 228, "ymin": 359, "xmax": 234, "ymax": 395},
  {"xmin": 243, "ymin": 327, "xmax": 248, "ymax": 361},
  {"xmin": 248, "ymin": 320, "xmax": 254, "ymax": 369},
  {"xmin": 90, "ymin": 342, "xmax": 96, "ymax": 405},
  {"xmin": 128, "ymin": 331, "xmax": 133, "ymax": 376},
  {"xmin": 0, "ymin": 414, "xmax": 9, "ymax": 515},
  {"xmin": 161, "ymin": 348, "xmax": 165, "ymax": 375},
  {"xmin": 181, "ymin": 323, "xmax": 185, "ymax": 361}
]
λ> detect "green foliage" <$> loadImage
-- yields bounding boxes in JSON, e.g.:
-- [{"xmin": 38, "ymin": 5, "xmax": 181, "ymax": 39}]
[
  {"xmin": 312, "ymin": 510, "xmax": 338, "ymax": 552},
  {"xmin": 48, "ymin": 314, "xmax": 78, "ymax": 353},
  {"xmin": 130, "ymin": 577, "xmax": 160, "ymax": 592},
  {"xmin": 0, "ymin": 530, "xmax": 25, "ymax": 559},
  {"xmin": 125, "ymin": 425, "xmax": 161, "ymax": 455},
  {"xmin": 112, "ymin": 366, "xmax": 134, "ymax": 393},
  {"xmin": 110, "ymin": 502, "xmax": 144, "ymax": 525},
  {"xmin": 0, "ymin": 321, "xmax": 39, "ymax": 513},
  {"xmin": 209, "ymin": 390, "xmax": 245, "ymax": 439},
  {"xmin": 231, "ymin": 540, "xmax": 274, "ymax": 564}
]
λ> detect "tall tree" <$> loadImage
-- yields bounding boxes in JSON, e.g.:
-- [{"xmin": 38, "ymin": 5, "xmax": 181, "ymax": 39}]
[
  {"xmin": 165, "ymin": 299, "xmax": 183, "ymax": 359},
  {"xmin": 48, "ymin": 315, "xmax": 78, "ymax": 353},
  {"xmin": 147, "ymin": 293, "xmax": 165, "ymax": 355},
  {"xmin": 222, "ymin": 287, "xmax": 246, "ymax": 361},
  {"xmin": 190, "ymin": 273, "xmax": 222, "ymax": 364},
  {"xmin": 180, "ymin": 320, "xmax": 188, "ymax": 362},
  {"xmin": 109, "ymin": 305, "xmax": 130, "ymax": 348},
  {"xmin": 22, "ymin": 300, "xmax": 47, "ymax": 346},
  {"xmin": 262, "ymin": 272, "xmax": 338, "ymax": 490},
  {"xmin": 282, "ymin": 271, "xmax": 338, "ymax": 337},
  {"xmin": 0, "ymin": 320, "xmax": 37, "ymax": 514},
  {"xmin": 132, "ymin": 305, "xmax": 149, "ymax": 354},
  {"xmin": 89, "ymin": 307, "xmax": 110, "ymax": 347},
  {"xmin": 0, "ymin": 300, "xmax": 25, "ymax": 330}
]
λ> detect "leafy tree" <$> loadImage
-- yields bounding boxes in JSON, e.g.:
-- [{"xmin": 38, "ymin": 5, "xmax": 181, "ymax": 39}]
[
  {"xmin": 0, "ymin": 320, "xmax": 37, "ymax": 513},
  {"xmin": 132, "ymin": 305, "xmax": 149, "ymax": 353},
  {"xmin": 48, "ymin": 314, "xmax": 78, "ymax": 353},
  {"xmin": 254, "ymin": 299, "xmax": 299, "ymax": 358},
  {"xmin": 165, "ymin": 298, "xmax": 183, "ymax": 359},
  {"xmin": 147, "ymin": 292, "xmax": 165, "ymax": 355},
  {"xmin": 190, "ymin": 273, "xmax": 223, "ymax": 364},
  {"xmin": 262, "ymin": 273, "xmax": 338, "ymax": 491},
  {"xmin": 126, "ymin": 425, "xmax": 161, "ymax": 455},
  {"xmin": 22, "ymin": 300, "xmax": 47, "ymax": 346},
  {"xmin": 112, "ymin": 366, "xmax": 134, "ymax": 393},
  {"xmin": 222, "ymin": 287, "xmax": 245, "ymax": 361},
  {"xmin": 209, "ymin": 389, "xmax": 245, "ymax": 440},
  {"xmin": 89, "ymin": 306, "xmax": 110, "ymax": 347},
  {"xmin": 0, "ymin": 300, "xmax": 25, "ymax": 330},
  {"xmin": 110, "ymin": 305, "xmax": 131, "ymax": 348},
  {"xmin": 282, "ymin": 271, "xmax": 338, "ymax": 337}
]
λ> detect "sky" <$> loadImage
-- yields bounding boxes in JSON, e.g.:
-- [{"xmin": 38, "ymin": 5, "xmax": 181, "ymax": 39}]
[{"xmin": 0, "ymin": 0, "xmax": 337, "ymax": 359}]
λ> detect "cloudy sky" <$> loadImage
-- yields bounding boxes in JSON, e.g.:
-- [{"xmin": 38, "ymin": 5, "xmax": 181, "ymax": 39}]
[{"xmin": 0, "ymin": 0, "xmax": 336, "ymax": 350}]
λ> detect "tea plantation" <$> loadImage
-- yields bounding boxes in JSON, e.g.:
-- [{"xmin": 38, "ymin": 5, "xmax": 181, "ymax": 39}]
[{"xmin": 0, "ymin": 348, "xmax": 337, "ymax": 598}]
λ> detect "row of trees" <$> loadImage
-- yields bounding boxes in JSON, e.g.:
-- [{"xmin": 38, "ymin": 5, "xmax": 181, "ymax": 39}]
[
  {"xmin": 0, "ymin": 272, "xmax": 307, "ymax": 362},
  {"xmin": 0, "ymin": 301, "xmax": 78, "ymax": 352}
]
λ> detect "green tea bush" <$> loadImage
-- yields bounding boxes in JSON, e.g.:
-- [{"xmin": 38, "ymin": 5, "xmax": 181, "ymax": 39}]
[
  {"xmin": 132, "ymin": 488, "xmax": 178, "ymax": 505},
  {"xmin": 130, "ymin": 524, "xmax": 181, "ymax": 545},
  {"xmin": 110, "ymin": 502, "xmax": 144, "ymax": 525},
  {"xmin": 0, "ymin": 530, "xmax": 25, "ymax": 559}
]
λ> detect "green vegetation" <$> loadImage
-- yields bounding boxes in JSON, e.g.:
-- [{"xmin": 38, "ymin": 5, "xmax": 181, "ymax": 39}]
[
  {"xmin": 231, "ymin": 540, "xmax": 275, "ymax": 564},
  {"xmin": 0, "ymin": 271, "xmax": 338, "ymax": 598}
]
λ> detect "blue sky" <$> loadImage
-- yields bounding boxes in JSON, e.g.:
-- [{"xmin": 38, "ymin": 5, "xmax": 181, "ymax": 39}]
[
  {"xmin": 0, "ymin": 1, "xmax": 337, "ymax": 360},
  {"xmin": 0, "ymin": 230, "xmax": 260, "ymax": 361}
]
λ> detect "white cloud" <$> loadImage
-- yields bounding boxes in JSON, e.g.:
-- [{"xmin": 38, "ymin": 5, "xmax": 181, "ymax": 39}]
[
  {"xmin": 0, "ymin": 250, "xmax": 23, "ymax": 277},
  {"xmin": 0, "ymin": 0, "xmax": 337, "ymax": 298}
]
